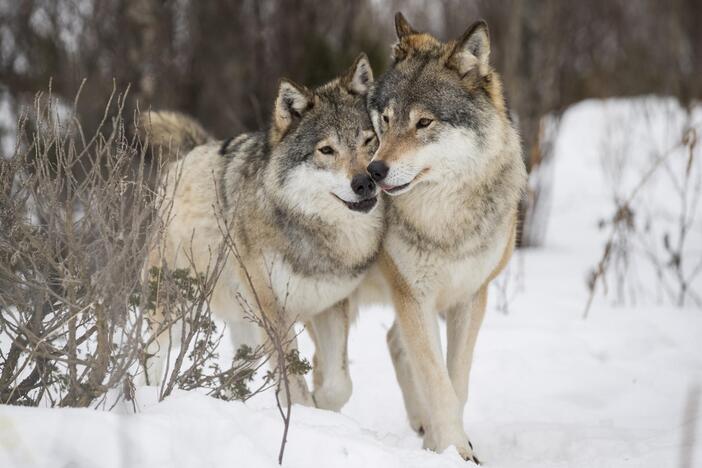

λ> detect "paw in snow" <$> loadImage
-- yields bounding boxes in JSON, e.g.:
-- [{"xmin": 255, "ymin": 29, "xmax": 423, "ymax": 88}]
[
  {"xmin": 422, "ymin": 425, "xmax": 479, "ymax": 464},
  {"xmin": 455, "ymin": 440, "xmax": 480, "ymax": 465},
  {"xmin": 312, "ymin": 374, "xmax": 352, "ymax": 412}
]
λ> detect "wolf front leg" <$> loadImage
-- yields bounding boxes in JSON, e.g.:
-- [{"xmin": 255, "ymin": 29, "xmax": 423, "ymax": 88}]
[
  {"xmin": 379, "ymin": 253, "xmax": 478, "ymax": 463},
  {"xmin": 271, "ymin": 332, "xmax": 315, "ymax": 407},
  {"xmin": 235, "ymin": 255, "xmax": 314, "ymax": 407},
  {"xmin": 305, "ymin": 299, "xmax": 353, "ymax": 411},
  {"xmin": 446, "ymin": 286, "xmax": 488, "ymax": 423},
  {"xmin": 143, "ymin": 306, "xmax": 183, "ymax": 387}
]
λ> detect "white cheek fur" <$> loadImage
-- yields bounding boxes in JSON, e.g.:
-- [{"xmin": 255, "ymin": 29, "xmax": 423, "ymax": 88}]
[
  {"xmin": 281, "ymin": 164, "xmax": 357, "ymax": 215},
  {"xmin": 384, "ymin": 127, "xmax": 485, "ymax": 187}
]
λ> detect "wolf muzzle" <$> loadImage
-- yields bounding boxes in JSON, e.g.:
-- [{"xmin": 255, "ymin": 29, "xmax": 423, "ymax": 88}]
[
  {"xmin": 367, "ymin": 161, "xmax": 389, "ymax": 183},
  {"xmin": 338, "ymin": 173, "xmax": 378, "ymax": 213},
  {"xmin": 351, "ymin": 173, "xmax": 376, "ymax": 199},
  {"xmin": 367, "ymin": 160, "xmax": 412, "ymax": 194}
]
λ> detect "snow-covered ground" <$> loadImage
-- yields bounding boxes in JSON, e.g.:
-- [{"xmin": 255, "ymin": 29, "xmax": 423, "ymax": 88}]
[{"xmin": 1, "ymin": 98, "xmax": 701, "ymax": 468}]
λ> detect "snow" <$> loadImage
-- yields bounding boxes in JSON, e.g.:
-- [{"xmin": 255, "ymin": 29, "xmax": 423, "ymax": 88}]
[{"xmin": 1, "ymin": 97, "xmax": 701, "ymax": 468}]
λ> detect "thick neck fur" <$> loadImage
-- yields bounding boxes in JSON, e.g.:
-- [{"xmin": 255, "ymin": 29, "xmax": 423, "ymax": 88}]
[
  {"xmin": 388, "ymin": 119, "xmax": 525, "ymax": 258},
  {"xmin": 221, "ymin": 132, "xmax": 384, "ymax": 278}
]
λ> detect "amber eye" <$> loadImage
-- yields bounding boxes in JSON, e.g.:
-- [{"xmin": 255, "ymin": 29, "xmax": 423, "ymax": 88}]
[
  {"xmin": 416, "ymin": 118, "xmax": 433, "ymax": 129},
  {"xmin": 318, "ymin": 146, "xmax": 334, "ymax": 155}
]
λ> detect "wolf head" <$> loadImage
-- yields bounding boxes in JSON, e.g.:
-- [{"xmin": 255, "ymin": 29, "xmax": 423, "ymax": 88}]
[
  {"xmin": 367, "ymin": 13, "xmax": 512, "ymax": 196},
  {"xmin": 265, "ymin": 54, "xmax": 380, "ymax": 217}
]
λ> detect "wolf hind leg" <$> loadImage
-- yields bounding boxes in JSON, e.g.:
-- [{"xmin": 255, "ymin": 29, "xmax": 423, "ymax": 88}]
[
  {"xmin": 387, "ymin": 320, "xmax": 426, "ymax": 434},
  {"xmin": 306, "ymin": 299, "xmax": 353, "ymax": 412}
]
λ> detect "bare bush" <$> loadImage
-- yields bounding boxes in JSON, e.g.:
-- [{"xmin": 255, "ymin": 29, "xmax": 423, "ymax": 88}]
[
  {"xmin": 0, "ymin": 86, "xmax": 305, "ymax": 416},
  {"xmin": 0, "ymin": 85, "xmax": 310, "ymax": 463},
  {"xmin": 584, "ymin": 103, "xmax": 702, "ymax": 316},
  {"xmin": 0, "ymin": 84, "xmax": 158, "ymax": 406},
  {"xmin": 211, "ymin": 201, "xmax": 311, "ymax": 464}
]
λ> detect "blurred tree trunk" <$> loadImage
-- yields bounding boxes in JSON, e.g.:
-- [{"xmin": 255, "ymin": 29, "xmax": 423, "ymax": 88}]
[
  {"xmin": 499, "ymin": 0, "xmax": 562, "ymax": 247},
  {"xmin": 125, "ymin": 0, "xmax": 162, "ymax": 103}
]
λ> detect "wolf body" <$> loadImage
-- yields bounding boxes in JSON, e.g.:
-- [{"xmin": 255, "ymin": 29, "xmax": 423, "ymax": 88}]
[
  {"xmin": 144, "ymin": 54, "xmax": 383, "ymax": 411},
  {"xmin": 365, "ymin": 14, "xmax": 527, "ymax": 462}
]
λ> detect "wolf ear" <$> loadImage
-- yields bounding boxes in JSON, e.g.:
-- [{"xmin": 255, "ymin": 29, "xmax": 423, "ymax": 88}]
[
  {"xmin": 343, "ymin": 53, "xmax": 374, "ymax": 95},
  {"xmin": 395, "ymin": 12, "xmax": 418, "ymax": 39},
  {"xmin": 273, "ymin": 79, "xmax": 313, "ymax": 137},
  {"xmin": 447, "ymin": 20, "xmax": 490, "ymax": 79}
]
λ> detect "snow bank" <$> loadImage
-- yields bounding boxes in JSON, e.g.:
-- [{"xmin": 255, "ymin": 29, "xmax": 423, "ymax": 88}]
[{"xmin": 0, "ymin": 388, "xmax": 468, "ymax": 468}]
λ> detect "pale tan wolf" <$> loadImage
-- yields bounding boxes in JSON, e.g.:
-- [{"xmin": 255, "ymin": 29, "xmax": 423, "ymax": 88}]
[
  {"xmin": 365, "ymin": 14, "xmax": 527, "ymax": 462},
  {"xmin": 143, "ymin": 54, "xmax": 384, "ymax": 411}
]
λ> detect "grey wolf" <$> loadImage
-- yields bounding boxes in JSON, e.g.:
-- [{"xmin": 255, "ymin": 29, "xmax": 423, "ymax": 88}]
[
  {"xmin": 143, "ymin": 53, "xmax": 384, "ymax": 411},
  {"xmin": 365, "ymin": 13, "xmax": 527, "ymax": 462}
]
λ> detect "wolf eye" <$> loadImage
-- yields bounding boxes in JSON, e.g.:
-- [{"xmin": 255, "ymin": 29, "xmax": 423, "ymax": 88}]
[
  {"xmin": 363, "ymin": 135, "xmax": 377, "ymax": 146},
  {"xmin": 318, "ymin": 146, "xmax": 335, "ymax": 155},
  {"xmin": 416, "ymin": 118, "xmax": 433, "ymax": 129},
  {"xmin": 382, "ymin": 114, "xmax": 389, "ymax": 123}
]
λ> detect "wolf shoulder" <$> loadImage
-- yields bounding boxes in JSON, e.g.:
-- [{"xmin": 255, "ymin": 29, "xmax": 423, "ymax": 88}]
[{"xmin": 161, "ymin": 133, "xmax": 263, "ymax": 198}]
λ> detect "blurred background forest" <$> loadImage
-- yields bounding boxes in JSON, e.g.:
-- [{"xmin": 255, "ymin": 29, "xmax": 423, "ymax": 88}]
[{"xmin": 1, "ymin": 0, "xmax": 701, "ymax": 244}]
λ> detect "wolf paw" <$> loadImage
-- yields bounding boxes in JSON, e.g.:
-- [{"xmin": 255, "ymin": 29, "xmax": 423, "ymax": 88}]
[
  {"xmin": 312, "ymin": 375, "xmax": 352, "ymax": 412},
  {"xmin": 278, "ymin": 375, "xmax": 315, "ymax": 407},
  {"xmin": 458, "ymin": 441, "xmax": 480, "ymax": 465},
  {"xmin": 423, "ymin": 426, "xmax": 478, "ymax": 464},
  {"xmin": 450, "ymin": 442, "xmax": 480, "ymax": 465}
]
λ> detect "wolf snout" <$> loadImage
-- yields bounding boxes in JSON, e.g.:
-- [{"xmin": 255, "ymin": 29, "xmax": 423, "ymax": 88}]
[
  {"xmin": 367, "ymin": 160, "xmax": 389, "ymax": 182},
  {"xmin": 351, "ymin": 173, "xmax": 376, "ymax": 198}
]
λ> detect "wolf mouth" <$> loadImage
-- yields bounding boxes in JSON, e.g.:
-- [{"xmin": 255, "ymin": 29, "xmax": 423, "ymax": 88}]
[
  {"xmin": 333, "ymin": 194, "xmax": 378, "ymax": 213},
  {"xmin": 382, "ymin": 182, "xmax": 410, "ymax": 194},
  {"xmin": 380, "ymin": 168, "xmax": 429, "ymax": 195}
]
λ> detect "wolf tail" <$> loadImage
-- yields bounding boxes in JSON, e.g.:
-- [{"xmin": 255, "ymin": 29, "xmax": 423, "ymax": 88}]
[{"xmin": 139, "ymin": 111, "xmax": 212, "ymax": 162}]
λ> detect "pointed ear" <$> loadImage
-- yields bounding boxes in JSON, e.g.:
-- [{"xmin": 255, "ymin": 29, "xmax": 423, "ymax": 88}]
[
  {"xmin": 343, "ymin": 53, "xmax": 374, "ymax": 95},
  {"xmin": 395, "ymin": 12, "xmax": 418, "ymax": 39},
  {"xmin": 447, "ymin": 20, "xmax": 491, "ymax": 78},
  {"xmin": 273, "ymin": 79, "xmax": 313, "ymax": 137}
]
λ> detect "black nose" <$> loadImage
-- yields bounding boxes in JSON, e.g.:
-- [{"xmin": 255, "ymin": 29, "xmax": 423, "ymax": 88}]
[
  {"xmin": 367, "ymin": 160, "xmax": 389, "ymax": 182},
  {"xmin": 351, "ymin": 173, "xmax": 375, "ymax": 198}
]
